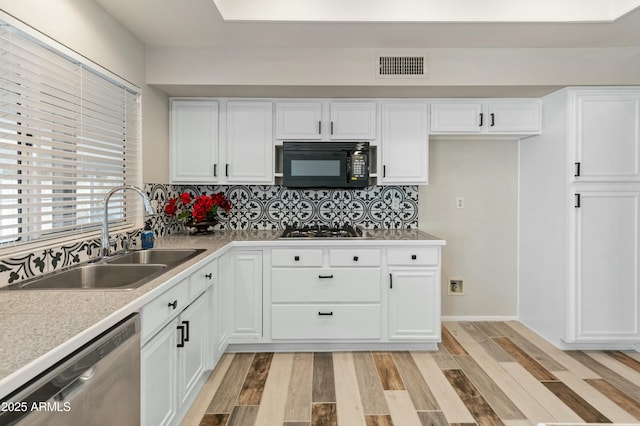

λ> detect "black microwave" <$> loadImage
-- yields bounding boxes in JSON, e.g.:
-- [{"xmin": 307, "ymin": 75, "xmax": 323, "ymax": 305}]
[{"xmin": 283, "ymin": 141, "xmax": 370, "ymax": 188}]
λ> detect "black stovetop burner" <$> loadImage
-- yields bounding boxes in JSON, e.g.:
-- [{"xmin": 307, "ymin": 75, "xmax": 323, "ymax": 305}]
[{"xmin": 280, "ymin": 224, "xmax": 364, "ymax": 239}]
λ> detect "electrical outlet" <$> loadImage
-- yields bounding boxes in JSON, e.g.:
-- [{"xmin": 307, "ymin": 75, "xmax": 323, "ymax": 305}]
[
  {"xmin": 456, "ymin": 197, "xmax": 464, "ymax": 209},
  {"xmin": 448, "ymin": 278, "xmax": 464, "ymax": 295}
]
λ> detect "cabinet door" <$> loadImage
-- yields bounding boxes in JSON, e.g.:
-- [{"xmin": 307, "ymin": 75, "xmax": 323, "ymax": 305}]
[
  {"xmin": 225, "ymin": 101, "xmax": 274, "ymax": 183},
  {"xmin": 178, "ymin": 294, "xmax": 208, "ymax": 408},
  {"xmin": 170, "ymin": 100, "xmax": 219, "ymax": 183},
  {"xmin": 275, "ymin": 101, "xmax": 322, "ymax": 140},
  {"xmin": 430, "ymin": 102, "xmax": 482, "ymax": 133},
  {"xmin": 388, "ymin": 268, "xmax": 440, "ymax": 340},
  {"xmin": 222, "ymin": 251, "xmax": 263, "ymax": 341},
  {"xmin": 487, "ymin": 101, "xmax": 541, "ymax": 134},
  {"xmin": 570, "ymin": 189, "xmax": 640, "ymax": 342},
  {"xmin": 330, "ymin": 102, "xmax": 376, "ymax": 140},
  {"xmin": 141, "ymin": 319, "xmax": 178, "ymax": 426},
  {"xmin": 572, "ymin": 92, "xmax": 640, "ymax": 182},
  {"xmin": 380, "ymin": 102, "xmax": 429, "ymax": 185}
]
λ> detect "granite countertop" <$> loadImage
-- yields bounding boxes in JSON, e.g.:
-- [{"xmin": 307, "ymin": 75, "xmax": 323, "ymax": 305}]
[{"xmin": 0, "ymin": 229, "xmax": 444, "ymax": 397}]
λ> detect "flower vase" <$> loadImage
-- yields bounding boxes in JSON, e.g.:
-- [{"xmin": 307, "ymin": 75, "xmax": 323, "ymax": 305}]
[{"xmin": 185, "ymin": 217, "xmax": 218, "ymax": 235}]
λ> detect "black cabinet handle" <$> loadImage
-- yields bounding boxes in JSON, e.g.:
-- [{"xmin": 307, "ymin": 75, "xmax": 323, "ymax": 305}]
[
  {"xmin": 411, "ymin": 254, "xmax": 417, "ymax": 260},
  {"xmin": 182, "ymin": 320, "xmax": 190, "ymax": 342},
  {"xmin": 294, "ymin": 256, "xmax": 300, "ymax": 261},
  {"xmin": 479, "ymin": 113, "xmax": 484, "ymax": 127},
  {"xmin": 490, "ymin": 113, "xmax": 495, "ymax": 127},
  {"xmin": 353, "ymin": 256, "xmax": 359, "ymax": 262},
  {"xmin": 575, "ymin": 193, "xmax": 581, "ymax": 208},
  {"xmin": 318, "ymin": 311, "xmax": 333, "ymax": 316},
  {"xmin": 318, "ymin": 121, "xmax": 321, "ymax": 134},
  {"xmin": 574, "ymin": 162, "xmax": 581, "ymax": 177},
  {"xmin": 177, "ymin": 325, "xmax": 185, "ymax": 348},
  {"xmin": 205, "ymin": 273, "xmax": 212, "ymax": 280},
  {"xmin": 383, "ymin": 165, "xmax": 386, "ymax": 178},
  {"xmin": 168, "ymin": 300, "xmax": 177, "ymax": 310},
  {"xmin": 389, "ymin": 273, "xmax": 393, "ymax": 289},
  {"xmin": 213, "ymin": 163, "xmax": 217, "ymax": 177},
  {"xmin": 331, "ymin": 121, "xmax": 334, "ymax": 135},
  {"xmin": 225, "ymin": 164, "xmax": 229, "ymax": 177},
  {"xmin": 318, "ymin": 274, "xmax": 334, "ymax": 279}
]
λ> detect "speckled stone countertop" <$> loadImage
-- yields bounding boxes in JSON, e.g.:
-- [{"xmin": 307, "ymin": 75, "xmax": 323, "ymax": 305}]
[{"xmin": 0, "ymin": 229, "xmax": 444, "ymax": 396}]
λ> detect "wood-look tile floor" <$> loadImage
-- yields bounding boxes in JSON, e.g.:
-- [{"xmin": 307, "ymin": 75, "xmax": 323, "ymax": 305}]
[{"xmin": 182, "ymin": 321, "xmax": 640, "ymax": 426}]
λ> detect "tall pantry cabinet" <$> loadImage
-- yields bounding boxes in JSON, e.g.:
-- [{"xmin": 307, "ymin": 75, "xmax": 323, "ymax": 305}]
[{"xmin": 519, "ymin": 87, "xmax": 640, "ymax": 349}]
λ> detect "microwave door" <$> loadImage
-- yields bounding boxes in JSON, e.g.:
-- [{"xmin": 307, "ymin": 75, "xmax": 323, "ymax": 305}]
[{"xmin": 284, "ymin": 151, "xmax": 348, "ymax": 187}]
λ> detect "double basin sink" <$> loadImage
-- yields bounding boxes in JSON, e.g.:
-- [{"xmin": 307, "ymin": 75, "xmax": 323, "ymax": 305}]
[{"xmin": 2, "ymin": 249, "xmax": 206, "ymax": 291}]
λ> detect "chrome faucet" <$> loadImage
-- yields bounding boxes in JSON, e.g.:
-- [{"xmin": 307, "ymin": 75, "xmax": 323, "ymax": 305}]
[{"xmin": 101, "ymin": 185, "xmax": 155, "ymax": 257}]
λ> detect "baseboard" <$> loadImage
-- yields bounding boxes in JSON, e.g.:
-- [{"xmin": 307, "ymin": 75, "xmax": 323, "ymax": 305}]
[{"xmin": 441, "ymin": 315, "xmax": 519, "ymax": 322}]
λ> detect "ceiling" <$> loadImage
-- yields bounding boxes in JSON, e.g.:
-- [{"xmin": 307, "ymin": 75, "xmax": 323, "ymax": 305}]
[{"xmin": 95, "ymin": 0, "xmax": 640, "ymax": 49}]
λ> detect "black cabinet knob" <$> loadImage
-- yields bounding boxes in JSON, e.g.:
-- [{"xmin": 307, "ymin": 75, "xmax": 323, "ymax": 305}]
[
  {"xmin": 294, "ymin": 256, "xmax": 300, "ymax": 261},
  {"xmin": 168, "ymin": 300, "xmax": 178, "ymax": 310},
  {"xmin": 205, "ymin": 273, "xmax": 213, "ymax": 280},
  {"xmin": 411, "ymin": 254, "xmax": 417, "ymax": 260},
  {"xmin": 353, "ymin": 256, "xmax": 359, "ymax": 262}
]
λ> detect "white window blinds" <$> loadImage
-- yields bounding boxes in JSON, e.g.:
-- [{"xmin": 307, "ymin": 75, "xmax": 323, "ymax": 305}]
[{"xmin": 0, "ymin": 21, "xmax": 141, "ymax": 249}]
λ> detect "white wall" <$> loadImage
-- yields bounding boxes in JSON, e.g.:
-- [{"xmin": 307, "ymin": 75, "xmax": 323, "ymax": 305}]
[
  {"xmin": 0, "ymin": 0, "xmax": 168, "ymax": 183},
  {"xmin": 146, "ymin": 46, "xmax": 640, "ymax": 87},
  {"xmin": 419, "ymin": 139, "xmax": 519, "ymax": 318}
]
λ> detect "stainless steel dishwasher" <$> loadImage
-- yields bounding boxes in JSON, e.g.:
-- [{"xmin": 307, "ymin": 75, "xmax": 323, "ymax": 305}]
[{"xmin": 0, "ymin": 314, "xmax": 140, "ymax": 426}]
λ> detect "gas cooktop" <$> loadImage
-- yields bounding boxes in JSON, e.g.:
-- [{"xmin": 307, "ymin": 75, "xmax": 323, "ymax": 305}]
[{"xmin": 279, "ymin": 224, "xmax": 365, "ymax": 239}]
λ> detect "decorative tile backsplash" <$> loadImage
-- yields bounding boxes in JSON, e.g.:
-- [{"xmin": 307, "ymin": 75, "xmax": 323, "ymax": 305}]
[
  {"xmin": 0, "ymin": 183, "xmax": 418, "ymax": 285},
  {"xmin": 147, "ymin": 183, "xmax": 419, "ymax": 234}
]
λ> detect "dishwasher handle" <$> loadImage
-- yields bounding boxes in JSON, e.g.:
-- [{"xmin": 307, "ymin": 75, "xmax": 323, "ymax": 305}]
[{"xmin": 53, "ymin": 366, "xmax": 96, "ymax": 402}]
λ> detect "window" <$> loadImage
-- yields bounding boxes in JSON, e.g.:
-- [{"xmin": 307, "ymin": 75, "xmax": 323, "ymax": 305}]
[{"xmin": 0, "ymin": 19, "xmax": 141, "ymax": 249}]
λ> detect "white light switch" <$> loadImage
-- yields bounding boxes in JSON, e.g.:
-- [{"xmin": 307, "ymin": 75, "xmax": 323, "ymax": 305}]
[{"xmin": 456, "ymin": 197, "xmax": 464, "ymax": 209}]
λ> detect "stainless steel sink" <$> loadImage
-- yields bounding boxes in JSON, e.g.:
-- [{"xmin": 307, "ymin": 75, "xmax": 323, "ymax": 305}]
[
  {"xmin": 1, "ymin": 248, "xmax": 207, "ymax": 291},
  {"xmin": 3, "ymin": 264, "xmax": 167, "ymax": 291},
  {"xmin": 106, "ymin": 249, "xmax": 205, "ymax": 265}
]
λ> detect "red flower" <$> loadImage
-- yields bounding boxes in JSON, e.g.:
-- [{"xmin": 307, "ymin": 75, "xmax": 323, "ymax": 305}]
[
  {"xmin": 179, "ymin": 192, "xmax": 191, "ymax": 205},
  {"xmin": 164, "ymin": 198, "xmax": 177, "ymax": 216},
  {"xmin": 163, "ymin": 191, "xmax": 232, "ymax": 223}
]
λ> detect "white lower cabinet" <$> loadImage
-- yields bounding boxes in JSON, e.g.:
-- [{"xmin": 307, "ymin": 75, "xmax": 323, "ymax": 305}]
[
  {"xmin": 141, "ymin": 292, "xmax": 208, "ymax": 426},
  {"xmin": 388, "ymin": 268, "xmax": 440, "ymax": 340},
  {"xmin": 221, "ymin": 250, "xmax": 263, "ymax": 342},
  {"xmin": 141, "ymin": 317, "xmax": 178, "ymax": 426},
  {"xmin": 569, "ymin": 188, "xmax": 640, "ymax": 342},
  {"xmin": 269, "ymin": 246, "xmax": 441, "ymax": 344}
]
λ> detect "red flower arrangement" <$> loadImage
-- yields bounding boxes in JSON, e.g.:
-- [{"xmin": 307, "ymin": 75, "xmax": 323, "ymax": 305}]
[{"xmin": 164, "ymin": 191, "xmax": 232, "ymax": 223}]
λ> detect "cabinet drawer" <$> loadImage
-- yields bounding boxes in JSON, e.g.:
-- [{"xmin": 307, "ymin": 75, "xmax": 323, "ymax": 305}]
[
  {"xmin": 190, "ymin": 260, "xmax": 216, "ymax": 300},
  {"xmin": 272, "ymin": 249, "xmax": 323, "ymax": 267},
  {"xmin": 387, "ymin": 248, "xmax": 440, "ymax": 266},
  {"xmin": 141, "ymin": 280, "xmax": 189, "ymax": 342},
  {"xmin": 271, "ymin": 304, "xmax": 381, "ymax": 339},
  {"xmin": 329, "ymin": 248, "xmax": 381, "ymax": 266},
  {"xmin": 272, "ymin": 268, "xmax": 380, "ymax": 302}
]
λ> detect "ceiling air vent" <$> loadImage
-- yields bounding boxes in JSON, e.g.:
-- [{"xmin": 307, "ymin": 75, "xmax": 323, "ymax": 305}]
[{"xmin": 376, "ymin": 55, "xmax": 427, "ymax": 79}]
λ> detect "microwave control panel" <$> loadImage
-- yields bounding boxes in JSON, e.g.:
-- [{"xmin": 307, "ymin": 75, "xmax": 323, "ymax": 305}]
[{"xmin": 351, "ymin": 154, "xmax": 368, "ymax": 181}]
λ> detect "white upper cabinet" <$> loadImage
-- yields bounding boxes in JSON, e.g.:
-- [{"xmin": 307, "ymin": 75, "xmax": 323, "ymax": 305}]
[
  {"xmin": 275, "ymin": 101, "xmax": 322, "ymax": 140},
  {"xmin": 224, "ymin": 101, "xmax": 274, "ymax": 184},
  {"xmin": 571, "ymin": 89, "xmax": 640, "ymax": 182},
  {"xmin": 170, "ymin": 100, "xmax": 219, "ymax": 183},
  {"xmin": 275, "ymin": 101, "xmax": 376, "ymax": 140},
  {"xmin": 429, "ymin": 102, "xmax": 483, "ymax": 133},
  {"xmin": 430, "ymin": 100, "xmax": 541, "ymax": 135},
  {"xmin": 380, "ymin": 102, "xmax": 429, "ymax": 185},
  {"xmin": 329, "ymin": 102, "xmax": 376, "ymax": 140}
]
